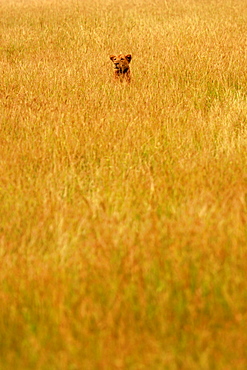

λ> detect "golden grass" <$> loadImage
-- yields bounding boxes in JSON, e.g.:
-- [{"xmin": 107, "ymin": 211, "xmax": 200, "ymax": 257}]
[{"xmin": 1, "ymin": 0, "xmax": 247, "ymax": 368}]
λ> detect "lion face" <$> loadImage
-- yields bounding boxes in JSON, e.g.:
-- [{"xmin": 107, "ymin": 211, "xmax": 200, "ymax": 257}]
[
  {"xmin": 109, "ymin": 54, "xmax": 132, "ymax": 82},
  {"xmin": 110, "ymin": 54, "xmax": 132, "ymax": 72}
]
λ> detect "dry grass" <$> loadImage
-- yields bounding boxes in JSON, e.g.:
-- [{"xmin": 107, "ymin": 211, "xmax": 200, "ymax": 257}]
[{"xmin": 1, "ymin": 0, "xmax": 247, "ymax": 368}]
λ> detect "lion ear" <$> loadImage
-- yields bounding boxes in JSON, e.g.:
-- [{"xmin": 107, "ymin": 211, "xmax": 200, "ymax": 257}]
[
  {"xmin": 110, "ymin": 55, "xmax": 116, "ymax": 61},
  {"xmin": 125, "ymin": 54, "xmax": 132, "ymax": 63}
]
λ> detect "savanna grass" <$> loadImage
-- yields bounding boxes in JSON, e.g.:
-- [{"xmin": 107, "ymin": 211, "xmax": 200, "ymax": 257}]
[{"xmin": 1, "ymin": 0, "xmax": 247, "ymax": 368}]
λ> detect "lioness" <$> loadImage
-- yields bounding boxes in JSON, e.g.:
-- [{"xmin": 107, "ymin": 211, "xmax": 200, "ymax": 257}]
[{"xmin": 110, "ymin": 54, "xmax": 132, "ymax": 83}]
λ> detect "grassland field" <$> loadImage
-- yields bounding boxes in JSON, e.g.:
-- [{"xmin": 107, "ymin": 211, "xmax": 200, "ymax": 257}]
[{"xmin": 1, "ymin": 0, "xmax": 247, "ymax": 368}]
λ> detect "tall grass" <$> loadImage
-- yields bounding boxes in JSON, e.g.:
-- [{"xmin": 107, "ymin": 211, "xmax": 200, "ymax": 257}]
[{"xmin": 1, "ymin": 0, "xmax": 247, "ymax": 368}]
